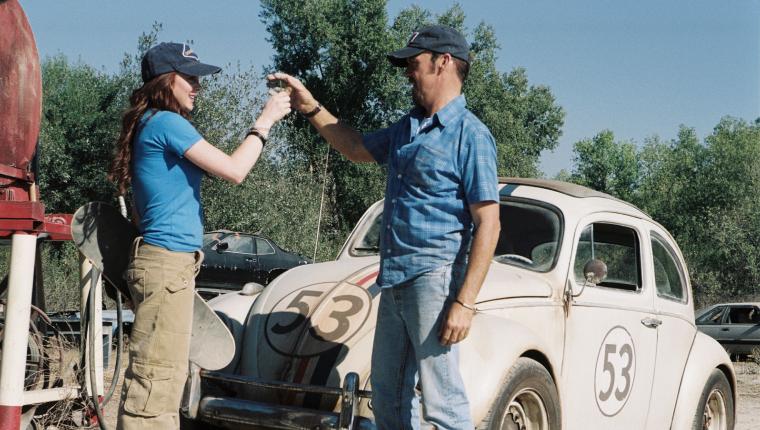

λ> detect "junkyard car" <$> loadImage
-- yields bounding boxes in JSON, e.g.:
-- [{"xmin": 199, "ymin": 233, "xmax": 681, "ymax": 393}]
[
  {"xmin": 697, "ymin": 302, "xmax": 760, "ymax": 358},
  {"xmin": 182, "ymin": 178, "xmax": 736, "ymax": 430},
  {"xmin": 195, "ymin": 230, "xmax": 311, "ymax": 298}
]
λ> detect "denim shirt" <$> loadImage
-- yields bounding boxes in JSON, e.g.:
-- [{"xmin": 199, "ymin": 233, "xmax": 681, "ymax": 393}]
[{"xmin": 363, "ymin": 95, "xmax": 499, "ymax": 287}]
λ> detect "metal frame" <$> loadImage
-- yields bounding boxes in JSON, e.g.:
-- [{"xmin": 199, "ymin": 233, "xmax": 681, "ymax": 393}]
[{"xmin": 183, "ymin": 367, "xmax": 374, "ymax": 430}]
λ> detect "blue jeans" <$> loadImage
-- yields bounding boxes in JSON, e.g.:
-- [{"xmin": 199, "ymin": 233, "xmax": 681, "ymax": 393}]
[{"xmin": 371, "ymin": 264, "xmax": 473, "ymax": 430}]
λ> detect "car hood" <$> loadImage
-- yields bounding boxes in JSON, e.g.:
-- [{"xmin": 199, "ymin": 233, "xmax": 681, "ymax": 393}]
[
  {"xmin": 478, "ymin": 262, "xmax": 554, "ymax": 303},
  {"xmin": 237, "ymin": 257, "xmax": 553, "ymax": 393}
]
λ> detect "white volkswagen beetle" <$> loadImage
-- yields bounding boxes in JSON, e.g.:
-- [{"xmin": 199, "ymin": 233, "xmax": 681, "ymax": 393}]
[{"xmin": 182, "ymin": 178, "xmax": 736, "ymax": 430}]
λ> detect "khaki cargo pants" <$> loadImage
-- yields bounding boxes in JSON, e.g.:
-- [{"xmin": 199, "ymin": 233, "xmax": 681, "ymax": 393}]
[{"xmin": 117, "ymin": 238, "xmax": 202, "ymax": 430}]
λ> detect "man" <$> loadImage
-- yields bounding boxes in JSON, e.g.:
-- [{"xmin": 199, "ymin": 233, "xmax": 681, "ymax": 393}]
[{"xmin": 272, "ymin": 24, "xmax": 500, "ymax": 429}]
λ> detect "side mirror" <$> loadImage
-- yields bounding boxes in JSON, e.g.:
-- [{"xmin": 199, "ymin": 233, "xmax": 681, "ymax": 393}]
[
  {"xmin": 567, "ymin": 259, "xmax": 608, "ymax": 303},
  {"xmin": 216, "ymin": 242, "xmax": 229, "ymax": 253},
  {"xmin": 583, "ymin": 259, "xmax": 608, "ymax": 285}
]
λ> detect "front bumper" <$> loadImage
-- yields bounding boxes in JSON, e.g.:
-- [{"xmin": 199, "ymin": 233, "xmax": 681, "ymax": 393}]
[{"xmin": 182, "ymin": 365, "xmax": 374, "ymax": 430}]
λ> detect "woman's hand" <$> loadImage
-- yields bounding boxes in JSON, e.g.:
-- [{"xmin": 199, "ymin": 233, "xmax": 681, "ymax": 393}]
[
  {"xmin": 267, "ymin": 72, "xmax": 319, "ymax": 115},
  {"xmin": 254, "ymin": 90, "xmax": 292, "ymax": 133}
]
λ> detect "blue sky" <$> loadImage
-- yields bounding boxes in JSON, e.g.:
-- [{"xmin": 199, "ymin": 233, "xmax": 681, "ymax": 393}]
[{"xmin": 22, "ymin": 0, "xmax": 760, "ymax": 176}]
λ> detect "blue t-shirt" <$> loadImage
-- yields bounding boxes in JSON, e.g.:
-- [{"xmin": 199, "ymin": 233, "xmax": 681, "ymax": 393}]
[
  {"xmin": 132, "ymin": 110, "xmax": 204, "ymax": 251},
  {"xmin": 363, "ymin": 95, "xmax": 499, "ymax": 287}
]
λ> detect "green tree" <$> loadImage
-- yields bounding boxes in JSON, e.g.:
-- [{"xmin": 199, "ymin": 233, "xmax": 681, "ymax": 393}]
[
  {"xmin": 568, "ymin": 119, "xmax": 760, "ymax": 307},
  {"xmin": 37, "ymin": 56, "xmax": 124, "ymax": 213},
  {"xmin": 570, "ymin": 130, "xmax": 638, "ymax": 202},
  {"xmin": 260, "ymin": 0, "xmax": 565, "ymax": 230}
]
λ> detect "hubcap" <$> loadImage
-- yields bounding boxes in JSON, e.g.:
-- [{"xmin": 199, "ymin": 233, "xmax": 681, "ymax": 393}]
[
  {"xmin": 499, "ymin": 388, "xmax": 549, "ymax": 430},
  {"xmin": 702, "ymin": 388, "xmax": 728, "ymax": 430}
]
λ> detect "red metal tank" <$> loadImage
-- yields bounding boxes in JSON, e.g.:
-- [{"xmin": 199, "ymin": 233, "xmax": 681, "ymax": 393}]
[
  {"xmin": 0, "ymin": 0, "xmax": 42, "ymax": 181},
  {"xmin": 0, "ymin": 0, "xmax": 71, "ymax": 240}
]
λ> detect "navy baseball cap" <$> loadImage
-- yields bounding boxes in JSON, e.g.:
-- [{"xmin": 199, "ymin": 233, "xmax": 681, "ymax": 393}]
[
  {"xmin": 141, "ymin": 42, "xmax": 221, "ymax": 83},
  {"xmin": 387, "ymin": 25, "xmax": 470, "ymax": 67}
]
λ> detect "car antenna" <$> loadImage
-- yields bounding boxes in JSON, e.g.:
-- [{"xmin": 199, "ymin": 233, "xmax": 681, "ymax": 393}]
[{"xmin": 313, "ymin": 142, "xmax": 330, "ymax": 262}]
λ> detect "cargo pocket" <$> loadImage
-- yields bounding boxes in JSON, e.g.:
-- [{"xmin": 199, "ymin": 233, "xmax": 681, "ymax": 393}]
[
  {"xmin": 124, "ymin": 360, "xmax": 175, "ymax": 417},
  {"xmin": 165, "ymin": 269, "xmax": 192, "ymax": 293}
]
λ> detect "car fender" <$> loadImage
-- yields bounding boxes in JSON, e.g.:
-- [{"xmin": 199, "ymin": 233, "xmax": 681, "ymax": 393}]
[
  {"xmin": 670, "ymin": 332, "xmax": 736, "ymax": 429},
  {"xmin": 208, "ymin": 291, "xmax": 260, "ymax": 373},
  {"xmin": 460, "ymin": 313, "xmax": 556, "ymax": 423}
]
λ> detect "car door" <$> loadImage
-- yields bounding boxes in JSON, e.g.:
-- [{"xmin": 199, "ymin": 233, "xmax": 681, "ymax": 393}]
[
  {"xmin": 252, "ymin": 237, "xmax": 277, "ymax": 285},
  {"xmin": 217, "ymin": 234, "xmax": 256, "ymax": 286},
  {"xmin": 562, "ymin": 215, "xmax": 658, "ymax": 429},
  {"xmin": 644, "ymin": 228, "xmax": 696, "ymax": 428},
  {"xmin": 199, "ymin": 232, "xmax": 230, "ymax": 285},
  {"xmin": 696, "ymin": 305, "xmax": 729, "ymax": 343},
  {"xmin": 723, "ymin": 305, "xmax": 760, "ymax": 355}
]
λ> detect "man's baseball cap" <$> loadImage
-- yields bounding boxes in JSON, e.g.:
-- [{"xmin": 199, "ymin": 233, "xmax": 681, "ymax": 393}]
[
  {"xmin": 141, "ymin": 42, "xmax": 221, "ymax": 83},
  {"xmin": 387, "ymin": 25, "xmax": 470, "ymax": 67}
]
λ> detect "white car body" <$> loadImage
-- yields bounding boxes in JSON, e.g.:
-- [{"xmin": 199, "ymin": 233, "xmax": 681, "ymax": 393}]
[{"xmin": 185, "ymin": 178, "xmax": 736, "ymax": 430}]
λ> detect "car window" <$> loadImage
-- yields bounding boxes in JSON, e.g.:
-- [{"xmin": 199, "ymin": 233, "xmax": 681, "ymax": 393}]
[
  {"xmin": 573, "ymin": 223, "xmax": 641, "ymax": 291},
  {"xmin": 696, "ymin": 306, "xmax": 726, "ymax": 324},
  {"xmin": 493, "ymin": 199, "xmax": 562, "ymax": 272},
  {"xmin": 203, "ymin": 232, "xmax": 224, "ymax": 248},
  {"xmin": 352, "ymin": 213, "xmax": 382, "ymax": 256},
  {"xmin": 255, "ymin": 238, "xmax": 275, "ymax": 255},
  {"xmin": 651, "ymin": 233, "xmax": 686, "ymax": 302},
  {"xmin": 726, "ymin": 306, "xmax": 760, "ymax": 324},
  {"xmin": 220, "ymin": 235, "xmax": 253, "ymax": 254}
]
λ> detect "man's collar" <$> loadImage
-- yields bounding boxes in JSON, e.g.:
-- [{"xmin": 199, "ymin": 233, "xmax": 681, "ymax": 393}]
[
  {"xmin": 435, "ymin": 94, "xmax": 466, "ymax": 127},
  {"xmin": 411, "ymin": 94, "xmax": 466, "ymax": 128}
]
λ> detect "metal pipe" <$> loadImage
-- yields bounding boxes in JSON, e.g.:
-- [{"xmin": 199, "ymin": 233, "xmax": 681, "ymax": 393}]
[{"xmin": 0, "ymin": 233, "xmax": 37, "ymax": 429}]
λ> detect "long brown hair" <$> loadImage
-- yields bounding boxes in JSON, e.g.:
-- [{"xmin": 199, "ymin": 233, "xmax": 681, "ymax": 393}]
[{"xmin": 108, "ymin": 72, "xmax": 190, "ymax": 195}]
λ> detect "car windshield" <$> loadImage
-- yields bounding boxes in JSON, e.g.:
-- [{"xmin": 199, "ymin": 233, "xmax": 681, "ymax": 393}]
[
  {"xmin": 351, "ymin": 199, "xmax": 562, "ymax": 271},
  {"xmin": 352, "ymin": 214, "xmax": 382, "ymax": 256},
  {"xmin": 493, "ymin": 200, "xmax": 562, "ymax": 272}
]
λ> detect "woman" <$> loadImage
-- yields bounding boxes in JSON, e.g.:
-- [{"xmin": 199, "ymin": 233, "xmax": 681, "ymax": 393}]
[{"xmin": 108, "ymin": 42, "xmax": 290, "ymax": 429}]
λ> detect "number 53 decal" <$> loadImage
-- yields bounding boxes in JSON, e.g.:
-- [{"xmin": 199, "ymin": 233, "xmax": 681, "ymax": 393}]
[
  {"xmin": 265, "ymin": 284, "xmax": 373, "ymax": 357},
  {"xmin": 594, "ymin": 326, "xmax": 636, "ymax": 416}
]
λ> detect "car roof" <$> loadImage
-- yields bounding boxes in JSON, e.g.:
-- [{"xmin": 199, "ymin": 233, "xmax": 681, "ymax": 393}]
[
  {"xmin": 205, "ymin": 230, "xmax": 266, "ymax": 237},
  {"xmin": 710, "ymin": 302, "xmax": 760, "ymax": 308},
  {"xmin": 499, "ymin": 177, "xmax": 651, "ymax": 220}
]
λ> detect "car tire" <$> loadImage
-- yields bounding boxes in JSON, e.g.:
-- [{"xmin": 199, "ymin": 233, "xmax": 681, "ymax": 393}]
[
  {"xmin": 480, "ymin": 357, "xmax": 561, "ymax": 430},
  {"xmin": 692, "ymin": 369, "xmax": 734, "ymax": 430}
]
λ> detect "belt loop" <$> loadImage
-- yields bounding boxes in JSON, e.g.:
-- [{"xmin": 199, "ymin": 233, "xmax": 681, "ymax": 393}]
[
  {"xmin": 131, "ymin": 237, "xmax": 143, "ymax": 259},
  {"xmin": 194, "ymin": 250, "xmax": 204, "ymax": 275}
]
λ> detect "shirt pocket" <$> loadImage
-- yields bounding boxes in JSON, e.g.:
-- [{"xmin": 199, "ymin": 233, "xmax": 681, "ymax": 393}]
[{"xmin": 406, "ymin": 144, "xmax": 452, "ymax": 192}]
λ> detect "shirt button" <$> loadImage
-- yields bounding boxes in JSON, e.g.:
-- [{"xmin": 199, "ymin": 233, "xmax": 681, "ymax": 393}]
[
  {"xmin": 391, "ymin": 198, "xmax": 396, "ymax": 203},
  {"xmin": 386, "ymin": 225, "xmax": 390, "ymax": 230},
  {"xmin": 386, "ymin": 249, "xmax": 391, "ymax": 254},
  {"xmin": 397, "ymin": 174, "xmax": 402, "ymax": 179}
]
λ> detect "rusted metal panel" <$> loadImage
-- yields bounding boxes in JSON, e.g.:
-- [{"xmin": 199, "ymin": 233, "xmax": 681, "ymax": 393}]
[
  {"xmin": 0, "ymin": 0, "xmax": 42, "ymax": 178},
  {"xmin": 0, "ymin": 203, "xmax": 72, "ymax": 239}
]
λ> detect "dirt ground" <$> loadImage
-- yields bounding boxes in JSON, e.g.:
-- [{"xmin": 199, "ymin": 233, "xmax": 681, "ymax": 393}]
[{"xmin": 734, "ymin": 361, "xmax": 760, "ymax": 430}]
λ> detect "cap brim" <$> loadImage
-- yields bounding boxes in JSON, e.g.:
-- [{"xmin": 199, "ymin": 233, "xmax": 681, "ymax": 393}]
[
  {"xmin": 387, "ymin": 47, "xmax": 425, "ymax": 67},
  {"xmin": 177, "ymin": 62, "xmax": 222, "ymax": 77}
]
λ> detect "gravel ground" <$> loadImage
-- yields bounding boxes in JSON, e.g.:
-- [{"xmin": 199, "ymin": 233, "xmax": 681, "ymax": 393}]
[{"xmin": 735, "ymin": 361, "xmax": 760, "ymax": 430}]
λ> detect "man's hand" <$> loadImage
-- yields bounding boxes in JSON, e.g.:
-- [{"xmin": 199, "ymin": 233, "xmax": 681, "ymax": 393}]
[
  {"xmin": 267, "ymin": 72, "xmax": 319, "ymax": 115},
  {"xmin": 439, "ymin": 301, "xmax": 475, "ymax": 346}
]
